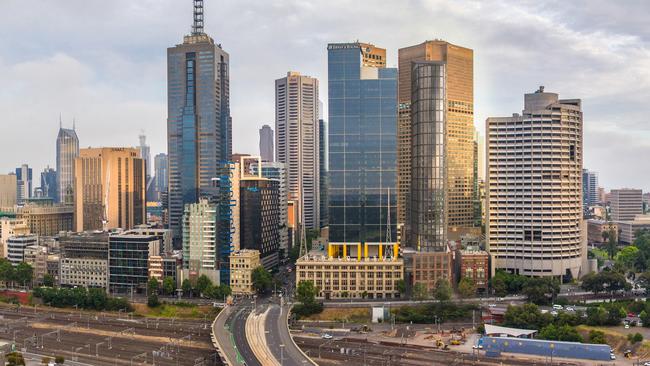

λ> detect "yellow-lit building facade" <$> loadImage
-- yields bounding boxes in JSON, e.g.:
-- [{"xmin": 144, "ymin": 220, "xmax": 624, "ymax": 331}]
[
  {"xmin": 74, "ymin": 148, "xmax": 146, "ymax": 232},
  {"xmin": 230, "ymin": 249, "xmax": 260, "ymax": 295}
]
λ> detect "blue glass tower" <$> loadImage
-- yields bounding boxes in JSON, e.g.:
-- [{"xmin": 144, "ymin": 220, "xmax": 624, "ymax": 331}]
[
  {"xmin": 167, "ymin": 1, "xmax": 231, "ymax": 247},
  {"xmin": 327, "ymin": 42, "xmax": 397, "ymax": 245}
]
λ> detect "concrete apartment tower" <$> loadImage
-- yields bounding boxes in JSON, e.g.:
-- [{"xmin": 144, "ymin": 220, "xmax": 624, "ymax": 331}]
[
  {"xmin": 398, "ymin": 41, "xmax": 477, "ymax": 240},
  {"xmin": 486, "ymin": 87, "xmax": 584, "ymax": 279},
  {"xmin": 167, "ymin": 0, "xmax": 231, "ymax": 246},
  {"xmin": 259, "ymin": 125, "xmax": 274, "ymax": 162},
  {"xmin": 275, "ymin": 71, "xmax": 320, "ymax": 230},
  {"xmin": 74, "ymin": 147, "xmax": 146, "ymax": 232},
  {"xmin": 56, "ymin": 122, "xmax": 79, "ymax": 205},
  {"xmin": 610, "ymin": 189, "xmax": 643, "ymax": 221}
]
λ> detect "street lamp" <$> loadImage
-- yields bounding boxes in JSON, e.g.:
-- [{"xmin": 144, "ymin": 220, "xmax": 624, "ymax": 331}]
[{"xmin": 280, "ymin": 344, "xmax": 285, "ymax": 366}]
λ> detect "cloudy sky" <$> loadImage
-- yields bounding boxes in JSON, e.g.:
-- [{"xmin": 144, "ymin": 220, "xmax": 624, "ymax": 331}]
[{"xmin": 1, "ymin": 0, "xmax": 649, "ymax": 191}]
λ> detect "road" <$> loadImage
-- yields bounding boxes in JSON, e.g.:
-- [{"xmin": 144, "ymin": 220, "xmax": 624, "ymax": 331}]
[
  {"xmin": 264, "ymin": 302, "xmax": 314, "ymax": 366},
  {"xmin": 226, "ymin": 301, "xmax": 262, "ymax": 366}
]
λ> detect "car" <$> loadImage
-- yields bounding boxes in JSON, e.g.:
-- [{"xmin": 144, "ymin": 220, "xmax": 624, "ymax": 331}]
[
  {"xmin": 488, "ymin": 303, "xmax": 497, "ymax": 308},
  {"xmin": 552, "ymin": 304, "xmax": 563, "ymax": 310},
  {"xmin": 472, "ymin": 345, "xmax": 483, "ymax": 350},
  {"xmin": 625, "ymin": 324, "xmax": 630, "ymax": 329},
  {"xmin": 321, "ymin": 333, "xmax": 333, "ymax": 339},
  {"xmin": 565, "ymin": 306, "xmax": 575, "ymax": 312},
  {"xmin": 643, "ymin": 362, "xmax": 650, "ymax": 366},
  {"xmin": 610, "ymin": 354, "xmax": 616, "ymax": 360},
  {"xmin": 550, "ymin": 311, "xmax": 558, "ymax": 316}
]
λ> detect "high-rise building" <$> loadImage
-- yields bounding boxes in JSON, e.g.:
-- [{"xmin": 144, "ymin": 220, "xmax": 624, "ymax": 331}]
[
  {"xmin": 56, "ymin": 124, "xmax": 79, "ymax": 205},
  {"xmin": 40, "ymin": 167, "xmax": 57, "ymax": 201},
  {"xmin": 73, "ymin": 147, "xmax": 146, "ymax": 232},
  {"xmin": 259, "ymin": 125, "xmax": 274, "ymax": 162},
  {"xmin": 15, "ymin": 164, "xmax": 32, "ymax": 205},
  {"xmin": 319, "ymin": 119, "xmax": 328, "ymax": 229},
  {"xmin": 275, "ymin": 71, "xmax": 320, "ymax": 230},
  {"xmin": 0, "ymin": 174, "xmax": 17, "ymax": 210},
  {"xmin": 182, "ymin": 198, "xmax": 219, "ymax": 283},
  {"xmin": 610, "ymin": 189, "xmax": 643, "ymax": 222},
  {"xmin": 167, "ymin": 0, "xmax": 231, "ymax": 245},
  {"xmin": 251, "ymin": 161, "xmax": 289, "ymax": 255},
  {"xmin": 398, "ymin": 41, "xmax": 476, "ymax": 240},
  {"xmin": 486, "ymin": 87, "xmax": 584, "ymax": 278},
  {"xmin": 240, "ymin": 174, "xmax": 280, "ymax": 271},
  {"xmin": 582, "ymin": 169, "xmax": 599, "ymax": 215},
  {"xmin": 138, "ymin": 133, "xmax": 151, "ymax": 180},
  {"xmin": 154, "ymin": 153, "xmax": 168, "ymax": 202},
  {"xmin": 327, "ymin": 42, "xmax": 397, "ymax": 246}
]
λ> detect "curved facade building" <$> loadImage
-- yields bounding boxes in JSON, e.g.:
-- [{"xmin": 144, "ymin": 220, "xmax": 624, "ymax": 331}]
[{"xmin": 486, "ymin": 87, "xmax": 584, "ymax": 278}]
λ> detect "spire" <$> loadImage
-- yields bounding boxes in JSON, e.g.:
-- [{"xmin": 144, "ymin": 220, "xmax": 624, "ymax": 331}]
[
  {"xmin": 192, "ymin": 0, "xmax": 204, "ymax": 35},
  {"xmin": 73, "ymin": 117, "xmax": 76, "ymax": 131},
  {"xmin": 59, "ymin": 113, "xmax": 62, "ymax": 129}
]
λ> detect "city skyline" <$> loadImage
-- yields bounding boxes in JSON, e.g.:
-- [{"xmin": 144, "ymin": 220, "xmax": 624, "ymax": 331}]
[{"xmin": 1, "ymin": 0, "xmax": 649, "ymax": 192}]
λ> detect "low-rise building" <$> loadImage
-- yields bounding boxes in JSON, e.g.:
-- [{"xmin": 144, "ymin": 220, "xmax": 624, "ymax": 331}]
[
  {"xmin": 617, "ymin": 215, "xmax": 650, "ymax": 245},
  {"xmin": 18, "ymin": 200, "xmax": 73, "ymax": 236},
  {"xmin": 456, "ymin": 249, "xmax": 489, "ymax": 292},
  {"xmin": 7, "ymin": 234, "xmax": 38, "ymax": 266},
  {"xmin": 148, "ymin": 256, "xmax": 164, "ymax": 282},
  {"xmin": 59, "ymin": 232, "xmax": 109, "ymax": 289},
  {"xmin": 0, "ymin": 217, "xmax": 29, "ymax": 258},
  {"xmin": 46, "ymin": 254, "xmax": 60, "ymax": 284},
  {"xmin": 587, "ymin": 219, "xmax": 618, "ymax": 245},
  {"xmin": 108, "ymin": 232, "xmax": 161, "ymax": 294},
  {"xmin": 403, "ymin": 248, "xmax": 453, "ymax": 293},
  {"xmin": 24, "ymin": 245, "xmax": 48, "ymax": 284},
  {"xmin": 296, "ymin": 255, "xmax": 404, "ymax": 300},
  {"xmin": 230, "ymin": 249, "xmax": 260, "ymax": 295}
]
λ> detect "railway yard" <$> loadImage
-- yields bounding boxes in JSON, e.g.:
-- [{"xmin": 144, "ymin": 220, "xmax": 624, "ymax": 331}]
[{"xmin": 0, "ymin": 304, "xmax": 221, "ymax": 366}]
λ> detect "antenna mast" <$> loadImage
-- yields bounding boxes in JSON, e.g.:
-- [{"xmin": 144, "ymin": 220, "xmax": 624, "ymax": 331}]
[{"xmin": 192, "ymin": 0, "xmax": 204, "ymax": 35}]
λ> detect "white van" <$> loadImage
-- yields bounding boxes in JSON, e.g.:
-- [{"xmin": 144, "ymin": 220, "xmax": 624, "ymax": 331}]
[{"xmin": 552, "ymin": 304, "xmax": 563, "ymax": 310}]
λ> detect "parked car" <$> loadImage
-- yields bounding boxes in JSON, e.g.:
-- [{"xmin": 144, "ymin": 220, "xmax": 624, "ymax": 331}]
[
  {"xmin": 321, "ymin": 333, "xmax": 333, "ymax": 339},
  {"xmin": 552, "ymin": 304, "xmax": 563, "ymax": 310}
]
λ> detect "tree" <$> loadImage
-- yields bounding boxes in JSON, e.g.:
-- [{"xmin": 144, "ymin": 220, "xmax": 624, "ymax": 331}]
[
  {"xmin": 55, "ymin": 355, "xmax": 65, "ymax": 364},
  {"xmin": 0, "ymin": 258, "xmax": 13, "ymax": 286},
  {"xmin": 434, "ymin": 278, "xmax": 452, "ymax": 302},
  {"xmin": 251, "ymin": 266, "xmax": 273, "ymax": 294},
  {"xmin": 181, "ymin": 279, "xmax": 193, "ymax": 297},
  {"xmin": 589, "ymin": 330, "xmax": 607, "ymax": 344},
  {"xmin": 522, "ymin": 277, "xmax": 559, "ymax": 305},
  {"xmin": 458, "ymin": 277, "xmax": 476, "ymax": 298},
  {"xmin": 412, "ymin": 283, "xmax": 429, "ymax": 301},
  {"xmin": 41, "ymin": 356, "xmax": 51, "ymax": 365},
  {"xmin": 147, "ymin": 277, "xmax": 160, "ymax": 295},
  {"xmin": 395, "ymin": 279, "xmax": 407, "ymax": 295},
  {"xmin": 539, "ymin": 324, "xmax": 582, "ymax": 342},
  {"xmin": 43, "ymin": 273, "xmax": 55, "ymax": 287},
  {"xmin": 14, "ymin": 262, "xmax": 33, "ymax": 288},
  {"xmin": 503, "ymin": 304, "xmax": 553, "ymax": 330},
  {"xmin": 6, "ymin": 352, "xmax": 25, "ymax": 366},
  {"xmin": 147, "ymin": 293, "xmax": 160, "ymax": 308},
  {"xmin": 296, "ymin": 281, "xmax": 318, "ymax": 304},
  {"xmin": 195, "ymin": 275, "xmax": 213, "ymax": 296},
  {"xmin": 162, "ymin": 277, "xmax": 175, "ymax": 295},
  {"xmin": 491, "ymin": 276, "xmax": 507, "ymax": 297},
  {"xmin": 606, "ymin": 226, "xmax": 618, "ymax": 259},
  {"xmin": 616, "ymin": 246, "xmax": 640, "ymax": 272}
]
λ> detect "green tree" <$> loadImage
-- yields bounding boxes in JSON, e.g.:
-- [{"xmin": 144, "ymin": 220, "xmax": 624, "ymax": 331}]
[
  {"xmin": 458, "ymin": 277, "xmax": 476, "ymax": 298},
  {"xmin": 296, "ymin": 280, "xmax": 318, "ymax": 305},
  {"xmin": 522, "ymin": 277, "xmax": 559, "ymax": 305},
  {"xmin": 395, "ymin": 279, "xmax": 407, "ymax": 295},
  {"xmin": 539, "ymin": 324, "xmax": 582, "ymax": 342},
  {"xmin": 147, "ymin": 277, "xmax": 160, "ymax": 295},
  {"xmin": 181, "ymin": 279, "xmax": 193, "ymax": 297},
  {"xmin": 42, "ymin": 273, "xmax": 55, "ymax": 287},
  {"xmin": 14, "ymin": 262, "xmax": 33, "ymax": 288},
  {"xmin": 195, "ymin": 275, "xmax": 213, "ymax": 296},
  {"xmin": 0, "ymin": 258, "xmax": 13, "ymax": 286},
  {"xmin": 41, "ymin": 356, "xmax": 51, "ymax": 365},
  {"xmin": 412, "ymin": 282, "xmax": 429, "ymax": 301},
  {"xmin": 606, "ymin": 225, "xmax": 618, "ymax": 259},
  {"xmin": 162, "ymin": 277, "xmax": 175, "ymax": 295},
  {"xmin": 147, "ymin": 293, "xmax": 160, "ymax": 307},
  {"xmin": 491, "ymin": 276, "xmax": 507, "ymax": 297},
  {"xmin": 55, "ymin": 355, "xmax": 65, "ymax": 364},
  {"xmin": 588, "ymin": 330, "xmax": 607, "ymax": 344},
  {"xmin": 434, "ymin": 278, "xmax": 452, "ymax": 302},
  {"xmin": 616, "ymin": 246, "xmax": 640, "ymax": 272},
  {"xmin": 251, "ymin": 266, "xmax": 273, "ymax": 294}
]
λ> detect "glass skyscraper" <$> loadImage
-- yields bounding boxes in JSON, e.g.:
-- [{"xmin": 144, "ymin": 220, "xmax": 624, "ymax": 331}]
[
  {"xmin": 327, "ymin": 42, "xmax": 397, "ymax": 245},
  {"xmin": 167, "ymin": 2, "xmax": 231, "ymax": 246},
  {"xmin": 56, "ymin": 125, "xmax": 78, "ymax": 204}
]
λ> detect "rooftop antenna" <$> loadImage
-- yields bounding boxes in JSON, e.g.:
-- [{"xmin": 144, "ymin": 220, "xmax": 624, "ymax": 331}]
[
  {"xmin": 192, "ymin": 0, "xmax": 204, "ymax": 35},
  {"xmin": 73, "ymin": 117, "xmax": 76, "ymax": 130},
  {"xmin": 59, "ymin": 113, "xmax": 62, "ymax": 129}
]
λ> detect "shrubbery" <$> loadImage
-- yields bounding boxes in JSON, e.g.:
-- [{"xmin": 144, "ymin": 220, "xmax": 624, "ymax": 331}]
[
  {"xmin": 392, "ymin": 302, "xmax": 478, "ymax": 324},
  {"xmin": 33, "ymin": 287, "xmax": 133, "ymax": 312}
]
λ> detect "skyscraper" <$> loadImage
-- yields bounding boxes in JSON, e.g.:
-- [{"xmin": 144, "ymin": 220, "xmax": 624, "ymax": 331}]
[
  {"xmin": 251, "ymin": 161, "xmax": 289, "ymax": 255},
  {"xmin": 610, "ymin": 189, "xmax": 643, "ymax": 222},
  {"xmin": 0, "ymin": 174, "xmax": 17, "ymax": 210},
  {"xmin": 40, "ymin": 166, "xmax": 57, "ymax": 201},
  {"xmin": 275, "ymin": 71, "xmax": 320, "ymax": 230},
  {"xmin": 74, "ymin": 147, "xmax": 146, "ymax": 232},
  {"xmin": 398, "ymin": 41, "xmax": 476, "ymax": 240},
  {"xmin": 486, "ymin": 87, "xmax": 584, "ymax": 278},
  {"xmin": 154, "ymin": 153, "xmax": 168, "ymax": 201},
  {"xmin": 182, "ymin": 198, "xmax": 219, "ymax": 283},
  {"xmin": 167, "ymin": 0, "xmax": 231, "ymax": 245},
  {"xmin": 319, "ymin": 118, "xmax": 328, "ymax": 229},
  {"xmin": 327, "ymin": 42, "xmax": 397, "ymax": 246},
  {"xmin": 259, "ymin": 125, "xmax": 274, "ymax": 162},
  {"xmin": 582, "ymin": 169, "xmax": 599, "ymax": 213},
  {"xmin": 56, "ymin": 124, "xmax": 79, "ymax": 205},
  {"xmin": 15, "ymin": 164, "xmax": 32, "ymax": 205},
  {"xmin": 138, "ymin": 133, "xmax": 151, "ymax": 180}
]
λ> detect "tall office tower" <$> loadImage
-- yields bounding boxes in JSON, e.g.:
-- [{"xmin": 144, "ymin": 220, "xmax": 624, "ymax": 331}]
[
  {"xmin": 138, "ymin": 133, "xmax": 151, "ymax": 180},
  {"xmin": 610, "ymin": 189, "xmax": 643, "ymax": 222},
  {"xmin": 239, "ymin": 160, "xmax": 280, "ymax": 271},
  {"xmin": 259, "ymin": 125, "xmax": 274, "ymax": 162},
  {"xmin": 40, "ymin": 167, "xmax": 57, "ymax": 201},
  {"xmin": 398, "ymin": 41, "xmax": 476, "ymax": 240},
  {"xmin": 73, "ymin": 147, "xmax": 146, "ymax": 232},
  {"xmin": 487, "ymin": 87, "xmax": 584, "ymax": 278},
  {"xmin": 0, "ymin": 175, "xmax": 17, "ymax": 210},
  {"xmin": 251, "ymin": 161, "xmax": 289, "ymax": 255},
  {"xmin": 167, "ymin": 0, "xmax": 231, "ymax": 245},
  {"xmin": 275, "ymin": 71, "xmax": 320, "ymax": 230},
  {"xmin": 154, "ymin": 153, "xmax": 168, "ymax": 202},
  {"xmin": 15, "ymin": 164, "xmax": 32, "ymax": 205},
  {"xmin": 319, "ymin": 118, "xmax": 328, "ymax": 228},
  {"xmin": 56, "ymin": 124, "xmax": 79, "ymax": 205},
  {"xmin": 582, "ymin": 169, "xmax": 599, "ymax": 216},
  {"xmin": 182, "ymin": 198, "xmax": 219, "ymax": 283},
  {"xmin": 327, "ymin": 42, "xmax": 397, "ymax": 246}
]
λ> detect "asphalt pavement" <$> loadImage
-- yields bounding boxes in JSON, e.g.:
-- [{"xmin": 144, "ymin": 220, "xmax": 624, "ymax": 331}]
[
  {"xmin": 264, "ymin": 302, "xmax": 314, "ymax": 366},
  {"xmin": 227, "ymin": 301, "xmax": 262, "ymax": 366}
]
